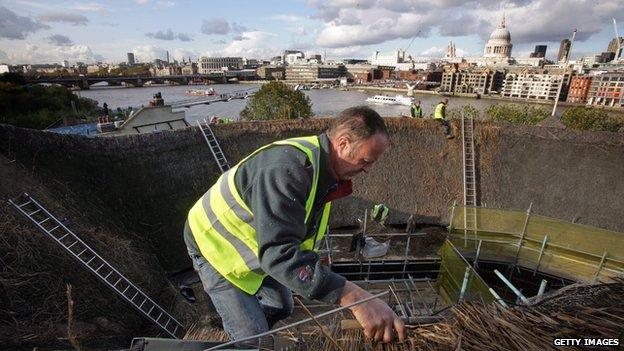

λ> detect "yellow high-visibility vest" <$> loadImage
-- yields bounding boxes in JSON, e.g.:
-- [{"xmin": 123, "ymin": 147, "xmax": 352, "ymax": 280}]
[
  {"xmin": 187, "ymin": 136, "xmax": 331, "ymax": 294},
  {"xmin": 434, "ymin": 103, "xmax": 445, "ymax": 120}
]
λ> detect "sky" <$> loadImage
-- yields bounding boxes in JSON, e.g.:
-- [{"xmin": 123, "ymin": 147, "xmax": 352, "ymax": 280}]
[{"xmin": 1, "ymin": 0, "xmax": 623, "ymax": 65}]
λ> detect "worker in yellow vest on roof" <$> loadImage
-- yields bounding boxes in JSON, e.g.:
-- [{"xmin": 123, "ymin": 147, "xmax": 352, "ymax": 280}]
[
  {"xmin": 183, "ymin": 106, "xmax": 406, "ymax": 345},
  {"xmin": 434, "ymin": 98, "xmax": 454, "ymax": 139}
]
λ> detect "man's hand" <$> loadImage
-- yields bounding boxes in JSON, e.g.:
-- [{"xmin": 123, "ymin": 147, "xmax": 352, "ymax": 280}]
[{"xmin": 338, "ymin": 281, "xmax": 407, "ymax": 343}]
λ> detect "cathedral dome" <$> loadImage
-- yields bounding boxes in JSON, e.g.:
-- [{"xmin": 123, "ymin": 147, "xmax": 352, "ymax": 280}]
[{"xmin": 489, "ymin": 26, "xmax": 511, "ymax": 41}]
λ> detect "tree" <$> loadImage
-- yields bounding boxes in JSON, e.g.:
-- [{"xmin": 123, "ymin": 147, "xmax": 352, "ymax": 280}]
[
  {"xmin": 240, "ymin": 81, "xmax": 312, "ymax": 121},
  {"xmin": 560, "ymin": 106, "xmax": 623, "ymax": 132},
  {"xmin": 484, "ymin": 103, "xmax": 549, "ymax": 126}
]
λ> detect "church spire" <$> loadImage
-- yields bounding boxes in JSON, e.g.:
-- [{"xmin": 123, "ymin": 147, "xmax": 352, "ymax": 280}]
[{"xmin": 501, "ymin": 11, "xmax": 506, "ymax": 28}]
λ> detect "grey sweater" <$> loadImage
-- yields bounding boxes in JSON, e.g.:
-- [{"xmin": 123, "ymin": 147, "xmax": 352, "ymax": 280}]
[{"xmin": 234, "ymin": 133, "xmax": 346, "ymax": 304}]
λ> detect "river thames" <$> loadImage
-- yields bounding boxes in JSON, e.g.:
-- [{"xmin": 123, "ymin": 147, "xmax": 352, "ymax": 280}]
[{"xmin": 79, "ymin": 83, "xmax": 567, "ymax": 124}]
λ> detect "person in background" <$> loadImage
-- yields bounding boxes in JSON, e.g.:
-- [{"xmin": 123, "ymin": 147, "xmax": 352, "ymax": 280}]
[
  {"xmin": 434, "ymin": 98, "xmax": 454, "ymax": 139},
  {"xmin": 410, "ymin": 100, "xmax": 422, "ymax": 118}
]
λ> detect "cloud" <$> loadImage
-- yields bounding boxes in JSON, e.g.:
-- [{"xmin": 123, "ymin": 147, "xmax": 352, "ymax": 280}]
[
  {"xmin": 135, "ymin": 0, "xmax": 149, "ymax": 4},
  {"xmin": 266, "ymin": 14, "xmax": 307, "ymax": 22},
  {"xmin": 172, "ymin": 48, "xmax": 200, "ymax": 61},
  {"xmin": 48, "ymin": 34, "xmax": 74, "ymax": 46},
  {"xmin": 0, "ymin": 49, "xmax": 7, "ymax": 61},
  {"xmin": 146, "ymin": 28, "xmax": 192, "ymax": 41},
  {"xmin": 419, "ymin": 45, "xmax": 469, "ymax": 58},
  {"xmin": 288, "ymin": 27, "xmax": 307, "ymax": 36},
  {"xmin": 6, "ymin": 44, "xmax": 104, "ymax": 64},
  {"xmin": 211, "ymin": 39, "xmax": 227, "ymax": 44},
  {"xmin": 38, "ymin": 12, "xmax": 89, "ymax": 25},
  {"xmin": 201, "ymin": 18, "xmax": 230, "ymax": 35},
  {"xmin": 231, "ymin": 22, "xmax": 247, "ymax": 33},
  {"xmin": 200, "ymin": 19, "xmax": 247, "ymax": 35},
  {"xmin": 221, "ymin": 31, "xmax": 280, "ymax": 59},
  {"xmin": 69, "ymin": 2, "xmax": 107, "ymax": 14},
  {"xmin": 0, "ymin": 6, "xmax": 50, "ymax": 40},
  {"xmin": 154, "ymin": 1, "xmax": 175, "ymax": 9},
  {"xmin": 310, "ymin": 0, "xmax": 624, "ymax": 49},
  {"xmin": 132, "ymin": 45, "xmax": 167, "ymax": 62},
  {"xmin": 177, "ymin": 32, "xmax": 192, "ymax": 41}
]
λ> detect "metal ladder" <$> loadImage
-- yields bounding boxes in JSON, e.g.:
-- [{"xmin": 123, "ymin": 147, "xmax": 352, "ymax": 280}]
[
  {"xmin": 7, "ymin": 193, "xmax": 186, "ymax": 339},
  {"xmin": 461, "ymin": 112, "xmax": 478, "ymax": 247},
  {"xmin": 197, "ymin": 119, "xmax": 230, "ymax": 173}
]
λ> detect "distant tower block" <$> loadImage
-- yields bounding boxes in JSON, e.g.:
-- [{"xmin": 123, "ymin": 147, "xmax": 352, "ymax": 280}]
[
  {"xmin": 127, "ymin": 52, "xmax": 135, "ymax": 65},
  {"xmin": 445, "ymin": 41, "xmax": 457, "ymax": 58},
  {"xmin": 558, "ymin": 39, "xmax": 571, "ymax": 62}
]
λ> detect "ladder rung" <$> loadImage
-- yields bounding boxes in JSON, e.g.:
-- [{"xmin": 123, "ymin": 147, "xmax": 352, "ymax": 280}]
[
  {"xmin": 164, "ymin": 319, "xmax": 171, "ymax": 329},
  {"xmin": 28, "ymin": 209, "xmax": 42, "ymax": 216},
  {"xmin": 86, "ymin": 256, "xmax": 96, "ymax": 265},
  {"xmin": 173, "ymin": 325, "xmax": 179, "ymax": 335},
  {"xmin": 156, "ymin": 312, "xmax": 163, "ymax": 322},
  {"xmin": 95, "ymin": 263, "xmax": 105, "ymax": 272},
  {"xmin": 122, "ymin": 286, "xmax": 130, "ymax": 294},
  {"xmin": 66, "ymin": 241, "xmax": 79, "ymax": 249},
  {"xmin": 113, "ymin": 278, "xmax": 122, "ymax": 287},
  {"xmin": 104, "ymin": 271, "xmax": 113, "ymax": 280},
  {"xmin": 48, "ymin": 225, "xmax": 60, "ymax": 233},
  {"xmin": 38, "ymin": 217, "xmax": 50, "ymax": 225},
  {"xmin": 131, "ymin": 292, "xmax": 139, "ymax": 301},
  {"xmin": 17, "ymin": 200, "xmax": 33, "ymax": 208},
  {"xmin": 139, "ymin": 299, "xmax": 148, "ymax": 309},
  {"xmin": 147, "ymin": 305, "xmax": 156, "ymax": 315},
  {"xmin": 77, "ymin": 248, "xmax": 88, "ymax": 257},
  {"xmin": 58, "ymin": 233, "xmax": 71, "ymax": 241}
]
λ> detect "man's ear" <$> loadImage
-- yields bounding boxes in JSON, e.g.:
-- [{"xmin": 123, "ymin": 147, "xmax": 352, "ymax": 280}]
[{"xmin": 336, "ymin": 133, "xmax": 351, "ymax": 150}]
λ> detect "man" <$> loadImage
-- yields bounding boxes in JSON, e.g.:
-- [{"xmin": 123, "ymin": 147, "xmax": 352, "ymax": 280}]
[
  {"xmin": 184, "ymin": 106, "xmax": 406, "ymax": 344},
  {"xmin": 434, "ymin": 98, "xmax": 454, "ymax": 138},
  {"xmin": 410, "ymin": 100, "xmax": 422, "ymax": 118}
]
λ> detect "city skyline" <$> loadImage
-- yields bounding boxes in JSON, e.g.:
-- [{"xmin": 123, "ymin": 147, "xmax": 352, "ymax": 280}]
[{"xmin": 1, "ymin": 0, "xmax": 624, "ymax": 65}]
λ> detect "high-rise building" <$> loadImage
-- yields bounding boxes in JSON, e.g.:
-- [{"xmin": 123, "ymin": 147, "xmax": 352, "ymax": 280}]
[
  {"xmin": 557, "ymin": 39, "xmax": 571, "ymax": 62},
  {"xmin": 127, "ymin": 52, "xmax": 135, "ymax": 65},
  {"xmin": 530, "ymin": 45, "xmax": 547, "ymax": 58},
  {"xmin": 606, "ymin": 37, "xmax": 623, "ymax": 60}
]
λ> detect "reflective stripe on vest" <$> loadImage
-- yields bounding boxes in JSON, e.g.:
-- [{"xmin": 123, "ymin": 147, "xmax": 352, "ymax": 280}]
[
  {"xmin": 188, "ymin": 135, "xmax": 332, "ymax": 294},
  {"xmin": 434, "ymin": 103, "xmax": 445, "ymax": 120}
]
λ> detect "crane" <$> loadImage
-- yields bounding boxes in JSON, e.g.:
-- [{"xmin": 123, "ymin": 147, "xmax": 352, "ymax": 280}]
[{"xmin": 613, "ymin": 18, "xmax": 621, "ymax": 62}]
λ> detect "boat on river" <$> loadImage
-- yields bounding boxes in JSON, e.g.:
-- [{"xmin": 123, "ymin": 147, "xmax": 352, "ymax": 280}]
[
  {"xmin": 365, "ymin": 95, "xmax": 414, "ymax": 106},
  {"xmin": 186, "ymin": 88, "xmax": 216, "ymax": 96}
]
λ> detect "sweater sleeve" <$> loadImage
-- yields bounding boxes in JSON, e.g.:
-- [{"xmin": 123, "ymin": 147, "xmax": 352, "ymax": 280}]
[{"xmin": 245, "ymin": 160, "xmax": 346, "ymax": 304}]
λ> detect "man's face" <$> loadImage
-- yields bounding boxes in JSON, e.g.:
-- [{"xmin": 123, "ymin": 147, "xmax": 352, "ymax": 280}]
[{"xmin": 333, "ymin": 132, "xmax": 390, "ymax": 180}]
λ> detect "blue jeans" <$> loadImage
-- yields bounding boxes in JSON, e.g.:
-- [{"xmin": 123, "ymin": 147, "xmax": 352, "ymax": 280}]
[{"xmin": 183, "ymin": 222, "xmax": 293, "ymax": 341}]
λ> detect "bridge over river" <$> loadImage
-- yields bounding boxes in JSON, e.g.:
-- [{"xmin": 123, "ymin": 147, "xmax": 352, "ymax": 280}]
[{"xmin": 26, "ymin": 71, "xmax": 257, "ymax": 90}]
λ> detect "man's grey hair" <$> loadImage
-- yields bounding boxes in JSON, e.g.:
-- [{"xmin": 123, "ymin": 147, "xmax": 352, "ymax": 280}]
[{"xmin": 327, "ymin": 106, "xmax": 389, "ymax": 143}]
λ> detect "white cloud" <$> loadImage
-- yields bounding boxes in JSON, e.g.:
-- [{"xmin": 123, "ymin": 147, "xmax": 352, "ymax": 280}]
[
  {"xmin": 146, "ymin": 28, "xmax": 192, "ymax": 41},
  {"xmin": 266, "ymin": 14, "xmax": 307, "ymax": 22},
  {"xmin": 135, "ymin": 0, "xmax": 149, "ymax": 4},
  {"xmin": 201, "ymin": 18, "xmax": 230, "ymax": 35},
  {"xmin": 221, "ymin": 31, "xmax": 280, "ymax": 59},
  {"xmin": 419, "ymin": 45, "xmax": 469, "ymax": 58},
  {"xmin": 69, "ymin": 2, "xmax": 107, "ymax": 14},
  {"xmin": 6, "ymin": 44, "xmax": 104, "ymax": 64},
  {"xmin": 132, "ymin": 45, "xmax": 167, "ymax": 62}
]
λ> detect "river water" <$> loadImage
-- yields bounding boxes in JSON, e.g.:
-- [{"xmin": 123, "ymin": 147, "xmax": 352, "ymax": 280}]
[{"xmin": 79, "ymin": 83, "xmax": 566, "ymax": 124}]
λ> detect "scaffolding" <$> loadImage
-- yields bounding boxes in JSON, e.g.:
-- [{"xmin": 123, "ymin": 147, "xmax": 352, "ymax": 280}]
[{"xmin": 447, "ymin": 204, "xmax": 624, "ymax": 283}]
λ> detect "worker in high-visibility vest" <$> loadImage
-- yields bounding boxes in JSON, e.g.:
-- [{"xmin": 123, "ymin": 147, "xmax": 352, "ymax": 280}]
[
  {"xmin": 434, "ymin": 98, "xmax": 454, "ymax": 138},
  {"xmin": 410, "ymin": 100, "xmax": 422, "ymax": 118},
  {"xmin": 184, "ymin": 106, "xmax": 406, "ymax": 344},
  {"xmin": 372, "ymin": 203, "xmax": 389, "ymax": 226}
]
